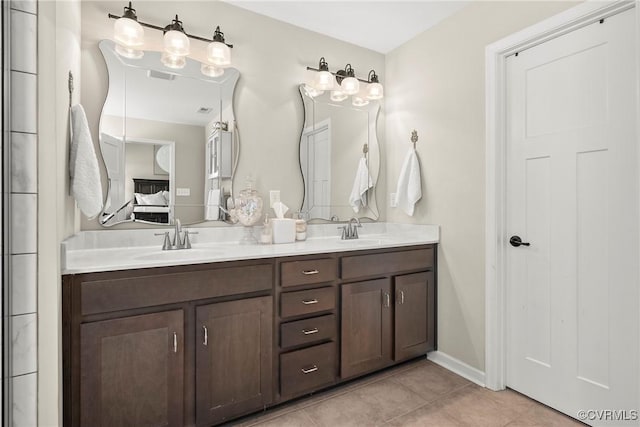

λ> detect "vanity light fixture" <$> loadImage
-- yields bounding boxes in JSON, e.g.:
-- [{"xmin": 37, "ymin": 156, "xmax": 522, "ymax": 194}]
[
  {"xmin": 206, "ymin": 26, "xmax": 232, "ymax": 67},
  {"xmin": 113, "ymin": 2, "xmax": 144, "ymax": 59},
  {"xmin": 108, "ymin": 2, "xmax": 234, "ymax": 76},
  {"xmin": 366, "ymin": 70, "xmax": 384, "ymax": 100},
  {"xmin": 338, "ymin": 64, "xmax": 359, "ymax": 95},
  {"xmin": 306, "ymin": 58, "xmax": 383, "ymax": 104},
  {"xmin": 313, "ymin": 57, "xmax": 334, "ymax": 91}
]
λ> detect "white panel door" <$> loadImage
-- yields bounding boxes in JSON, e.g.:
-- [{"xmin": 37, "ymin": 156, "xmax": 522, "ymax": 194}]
[
  {"xmin": 306, "ymin": 126, "xmax": 331, "ymax": 219},
  {"xmin": 506, "ymin": 9, "xmax": 638, "ymax": 425}
]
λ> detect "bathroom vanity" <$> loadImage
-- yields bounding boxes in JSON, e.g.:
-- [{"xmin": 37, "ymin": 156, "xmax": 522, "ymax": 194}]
[{"xmin": 61, "ymin": 224, "xmax": 438, "ymax": 426}]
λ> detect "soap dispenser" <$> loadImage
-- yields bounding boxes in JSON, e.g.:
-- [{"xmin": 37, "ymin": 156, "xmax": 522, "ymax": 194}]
[
  {"xmin": 295, "ymin": 211, "xmax": 307, "ymax": 241},
  {"xmin": 260, "ymin": 214, "xmax": 272, "ymax": 244}
]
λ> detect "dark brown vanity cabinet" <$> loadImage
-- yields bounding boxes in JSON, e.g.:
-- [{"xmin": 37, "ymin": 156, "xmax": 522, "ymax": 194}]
[
  {"xmin": 63, "ymin": 260, "xmax": 274, "ymax": 427},
  {"xmin": 340, "ymin": 247, "xmax": 436, "ymax": 379},
  {"xmin": 80, "ymin": 310, "xmax": 185, "ymax": 427},
  {"xmin": 195, "ymin": 297, "xmax": 273, "ymax": 426}
]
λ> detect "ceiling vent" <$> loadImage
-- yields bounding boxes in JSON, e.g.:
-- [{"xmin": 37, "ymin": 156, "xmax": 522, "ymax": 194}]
[{"xmin": 147, "ymin": 69, "xmax": 176, "ymax": 81}]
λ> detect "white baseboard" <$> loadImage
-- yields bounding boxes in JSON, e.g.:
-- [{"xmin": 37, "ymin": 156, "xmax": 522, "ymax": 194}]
[{"xmin": 427, "ymin": 351, "xmax": 486, "ymax": 387}]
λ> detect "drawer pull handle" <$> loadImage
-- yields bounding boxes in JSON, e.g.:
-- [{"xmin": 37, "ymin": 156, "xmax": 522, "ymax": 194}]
[
  {"xmin": 302, "ymin": 270, "xmax": 320, "ymax": 275},
  {"xmin": 203, "ymin": 325, "xmax": 208, "ymax": 346},
  {"xmin": 173, "ymin": 332, "xmax": 178, "ymax": 353},
  {"xmin": 301, "ymin": 365, "xmax": 318, "ymax": 374},
  {"xmin": 302, "ymin": 299, "xmax": 319, "ymax": 305},
  {"xmin": 302, "ymin": 328, "xmax": 319, "ymax": 335}
]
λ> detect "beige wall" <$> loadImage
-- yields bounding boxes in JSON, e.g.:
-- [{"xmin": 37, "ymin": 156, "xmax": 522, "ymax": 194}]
[
  {"xmin": 384, "ymin": 1, "xmax": 579, "ymax": 371},
  {"xmin": 79, "ymin": 0, "xmax": 386, "ymax": 229}
]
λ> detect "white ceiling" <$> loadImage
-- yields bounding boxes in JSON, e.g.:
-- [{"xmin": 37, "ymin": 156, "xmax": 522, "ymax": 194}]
[{"xmin": 223, "ymin": 1, "xmax": 469, "ymax": 53}]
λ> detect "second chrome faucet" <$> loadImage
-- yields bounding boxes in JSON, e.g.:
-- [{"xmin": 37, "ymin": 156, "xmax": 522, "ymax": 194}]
[{"xmin": 156, "ymin": 219, "xmax": 198, "ymax": 250}]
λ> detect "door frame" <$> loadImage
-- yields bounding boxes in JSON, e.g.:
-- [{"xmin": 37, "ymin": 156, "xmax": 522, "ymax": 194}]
[{"xmin": 484, "ymin": 0, "xmax": 639, "ymax": 391}]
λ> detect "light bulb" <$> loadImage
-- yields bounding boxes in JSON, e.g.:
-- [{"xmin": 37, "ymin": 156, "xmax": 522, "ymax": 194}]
[
  {"xmin": 161, "ymin": 52, "xmax": 186, "ymax": 69},
  {"xmin": 164, "ymin": 30, "xmax": 190, "ymax": 56},
  {"xmin": 352, "ymin": 95, "xmax": 369, "ymax": 107},
  {"xmin": 114, "ymin": 17, "xmax": 144, "ymax": 48},
  {"xmin": 201, "ymin": 63, "xmax": 224, "ymax": 77},
  {"xmin": 330, "ymin": 90, "xmax": 348, "ymax": 102},
  {"xmin": 314, "ymin": 70, "xmax": 334, "ymax": 91},
  {"xmin": 303, "ymin": 85, "xmax": 324, "ymax": 98},
  {"xmin": 207, "ymin": 41, "xmax": 231, "ymax": 67},
  {"xmin": 366, "ymin": 82, "xmax": 384, "ymax": 100},
  {"xmin": 115, "ymin": 44, "xmax": 144, "ymax": 59},
  {"xmin": 341, "ymin": 76, "xmax": 359, "ymax": 95}
]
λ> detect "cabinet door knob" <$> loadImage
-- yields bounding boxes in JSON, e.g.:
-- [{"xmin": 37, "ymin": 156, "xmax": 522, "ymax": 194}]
[
  {"xmin": 172, "ymin": 332, "xmax": 178, "ymax": 353},
  {"xmin": 302, "ymin": 269, "xmax": 319, "ymax": 275},
  {"xmin": 302, "ymin": 328, "xmax": 319, "ymax": 335},
  {"xmin": 203, "ymin": 325, "xmax": 208, "ymax": 346},
  {"xmin": 301, "ymin": 365, "xmax": 318, "ymax": 374},
  {"xmin": 302, "ymin": 299, "xmax": 319, "ymax": 305}
]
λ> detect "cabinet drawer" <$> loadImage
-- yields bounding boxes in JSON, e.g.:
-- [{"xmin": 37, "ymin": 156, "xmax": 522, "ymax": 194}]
[
  {"xmin": 280, "ymin": 342, "xmax": 336, "ymax": 397},
  {"xmin": 280, "ymin": 287, "xmax": 335, "ymax": 318},
  {"xmin": 281, "ymin": 258, "xmax": 336, "ymax": 287},
  {"xmin": 280, "ymin": 314, "xmax": 336, "ymax": 349},
  {"xmin": 341, "ymin": 247, "xmax": 434, "ymax": 280}
]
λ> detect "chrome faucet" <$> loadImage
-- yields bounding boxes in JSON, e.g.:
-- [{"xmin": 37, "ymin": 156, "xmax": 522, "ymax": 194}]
[
  {"xmin": 339, "ymin": 217, "xmax": 362, "ymax": 240},
  {"xmin": 155, "ymin": 218, "xmax": 198, "ymax": 250}
]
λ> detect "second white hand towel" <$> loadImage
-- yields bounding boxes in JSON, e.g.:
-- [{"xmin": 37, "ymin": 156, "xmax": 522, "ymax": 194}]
[
  {"xmin": 349, "ymin": 157, "xmax": 373, "ymax": 213},
  {"xmin": 395, "ymin": 148, "xmax": 422, "ymax": 216},
  {"xmin": 70, "ymin": 104, "xmax": 104, "ymax": 218}
]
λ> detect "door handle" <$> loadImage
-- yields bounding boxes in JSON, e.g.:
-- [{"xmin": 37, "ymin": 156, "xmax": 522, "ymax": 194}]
[
  {"xmin": 172, "ymin": 332, "xmax": 178, "ymax": 353},
  {"xmin": 383, "ymin": 292, "xmax": 390, "ymax": 308},
  {"xmin": 398, "ymin": 290, "xmax": 405, "ymax": 305},
  {"xmin": 203, "ymin": 325, "xmax": 208, "ymax": 346},
  {"xmin": 509, "ymin": 235, "xmax": 530, "ymax": 247}
]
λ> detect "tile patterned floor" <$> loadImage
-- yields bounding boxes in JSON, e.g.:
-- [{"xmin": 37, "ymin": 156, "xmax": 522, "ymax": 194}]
[{"xmin": 228, "ymin": 358, "xmax": 583, "ymax": 427}]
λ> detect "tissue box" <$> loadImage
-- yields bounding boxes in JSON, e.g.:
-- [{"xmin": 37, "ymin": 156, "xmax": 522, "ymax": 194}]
[{"xmin": 272, "ymin": 218, "xmax": 296, "ymax": 244}]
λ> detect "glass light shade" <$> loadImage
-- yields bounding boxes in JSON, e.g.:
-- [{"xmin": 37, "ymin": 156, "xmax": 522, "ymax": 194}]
[
  {"xmin": 330, "ymin": 90, "xmax": 348, "ymax": 102},
  {"xmin": 161, "ymin": 52, "xmax": 186, "ymax": 69},
  {"xmin": 115, "ymin": 44, "xmax": 144, "ymax": 59},
  {"xmin": 352, "ymin": 95, "xmax": 369, "ymax": 107},
  {"xmin": 341, "ymin": 76, "xmax": 360, "ymax": 95},
  {"xmin": 201, "ymin": 63, "xmax": 224, "ymax": 78},
  {"xmin": 366, "ymin": 82, "xmax": 384, "ymax": 100},
  {"xmin": 303, "ymin": 85, "xmax": 324, "ymax": 98},
  {"xmin": 163, "ymin": 30, "xmax": 190, "ymax": 56},
  {"xmin": 206, "ymin": 41, "xmax": 231, "ymax": 67},
  {"xmin": 114, "ymin": 17, "xmax": 144, "ymax": 47},
  {"xmin": 314, "ymin": 70, "xmax": 334, "ymax": 91}
]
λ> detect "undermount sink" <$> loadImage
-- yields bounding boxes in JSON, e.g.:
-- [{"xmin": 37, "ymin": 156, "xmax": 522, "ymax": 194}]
[
  {"xmin": 336, "ymin": 238, "xmax": 388, "ymax": 246},
  {"xmin": 134, "ymin": 249, "xmax": 221, "ymax": 261}
]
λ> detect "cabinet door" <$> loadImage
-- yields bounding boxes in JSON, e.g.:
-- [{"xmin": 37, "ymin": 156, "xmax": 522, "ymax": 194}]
[
  {"xmin": 195, "ymin": 296, "xmax": 273, "ymax": 426},
  {"xmin": 341, "ymin": 279, "xmax": 393, "ymax": 379},
  {"xmin": 80, "ymin": 310, "xmax": 184, "ymax": 427},
  {"xmin": 395, "ymin": 272, "xmax": 432, "ymax": 361}
]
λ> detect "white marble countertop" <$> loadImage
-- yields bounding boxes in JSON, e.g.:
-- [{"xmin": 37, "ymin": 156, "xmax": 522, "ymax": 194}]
[{"xmin": 61, "ymin": 223, "xmax": 439, "ymax": 275}]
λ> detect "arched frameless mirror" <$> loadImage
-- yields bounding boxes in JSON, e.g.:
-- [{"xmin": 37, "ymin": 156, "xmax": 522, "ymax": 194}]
[
  {"xmin": 298, "ymin": 84, "xmax": 380, "ymax": 221},
  {"xmin": 98, "ymin": 39, "xmax": 240, "ymax": 226}
]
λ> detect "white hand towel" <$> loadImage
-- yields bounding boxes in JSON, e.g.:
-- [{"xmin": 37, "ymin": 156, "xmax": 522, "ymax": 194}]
[
  {"xmin": 395, "ymin": 148, "xmax": 422, "ymax": 216},
  {"xmin": 349, "ymin": 157, "xmax": 373, "ymax": 213},
  {"xmin": 205, "ymin": 189, "xmax": 220, "ymax": 221},
  {"xmin": 70, "ymin": 104, "xmax": 104, "ymax": 218}
]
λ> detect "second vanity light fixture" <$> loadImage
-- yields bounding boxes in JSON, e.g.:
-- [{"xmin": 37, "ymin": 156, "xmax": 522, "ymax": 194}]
[
  {"xmin": 109, "ymin": 2, "xmax": 233, "ymax": 77},
  {"xmin": 306, "ymin": 57, "xmax": 384, "ymax": 106}
]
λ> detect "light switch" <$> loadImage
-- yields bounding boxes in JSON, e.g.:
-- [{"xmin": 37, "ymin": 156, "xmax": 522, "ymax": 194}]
[
  {"xmin": 177, "ymin": 188, "xmax": 191, "ymax": 196},
  {"xmin": 270, "ymin": 190, "xmax": 281, "ymax": 208},
  {"xmin": 390, "ymin": 193, "xmax": 398, "ymax": 208}
]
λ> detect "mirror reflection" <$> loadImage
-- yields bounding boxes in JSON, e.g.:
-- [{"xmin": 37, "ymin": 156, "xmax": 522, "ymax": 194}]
[
  {"xmin": 98, "ymin": 39, "xmax": 239, "ymax": 226},
  {"xmin": 299, "ymin": 84, "xmax": 380, "ymax": 221}
]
